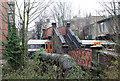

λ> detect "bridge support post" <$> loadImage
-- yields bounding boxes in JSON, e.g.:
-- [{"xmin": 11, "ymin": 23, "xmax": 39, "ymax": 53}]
[{"xmin": 91, "ymin": 47, "xmax": 102, "ymax": 78}]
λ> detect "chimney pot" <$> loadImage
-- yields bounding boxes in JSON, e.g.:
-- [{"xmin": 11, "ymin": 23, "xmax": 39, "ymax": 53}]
[{"xmin": 52, "ymin": 23, "xmax": 56, "ymax": 28}]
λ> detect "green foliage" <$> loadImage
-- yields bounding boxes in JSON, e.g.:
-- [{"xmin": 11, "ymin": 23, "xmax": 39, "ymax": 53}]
[
  {"xmin": 2, "ymin": 48, "xmax": 63, "ymax": 79},
  {"xmin": 1, "ymin": 17, "xmax": 23, "ymax": 70},
  {"xmin": 64, "ymin": 58, "xmax": 81, "ymax": 79},
  {"xmin": 32, "ymin": 47, "xmax": 46, "ymax": 60},
  {"xmin": 65, "ymin": 66, "xmax": 81, "ymax": 79},
  {"xmin": 103, "ymin": 58, "xmax": 118, "ymax": 79},
  {"xmin": 2, "ymin": 48, "xmax": 84, "ymax": 79},
  {"xmin": 4, "ymin": 46, "xmax": 118, "ymax": 79}
]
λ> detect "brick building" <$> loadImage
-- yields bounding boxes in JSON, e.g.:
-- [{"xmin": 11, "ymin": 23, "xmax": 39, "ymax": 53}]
[{"xmin": 0, "ymin": 0, "xmax": 14, "ymax": 55}]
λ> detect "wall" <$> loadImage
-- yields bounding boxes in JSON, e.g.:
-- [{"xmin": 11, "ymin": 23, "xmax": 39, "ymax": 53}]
[
  {"xmin": 52, "ymin": 28, "xmax": 65, "ymax": 54},
  {"xmin": 0, "ymin": 1, "xmax": 14, "ymax": 55},
  {"xmin": 0, "ymin": 1, "xmax": 8, "ymax": 55},
  {"xmin": 83, "ymin": 15, "xmax": 120, "ymax": 40},
  {"xmin": 70, "ymin": 16, "xmax": 103, "ymax": 40}
]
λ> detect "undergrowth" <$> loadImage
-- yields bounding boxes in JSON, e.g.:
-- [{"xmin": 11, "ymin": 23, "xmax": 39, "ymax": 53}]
[{"xmin": 2, "ymin": 48, "xmax": 81, "ymax": 79}]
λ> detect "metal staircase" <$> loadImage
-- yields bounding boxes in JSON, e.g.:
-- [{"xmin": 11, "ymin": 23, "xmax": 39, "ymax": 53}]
[
  {"xmin": 52, "ymin": 23, "xmax": 81, "ymax": 53},
  {"xmin": 64, "ymin": 23, "xmax": 81, "ymax": 50}
]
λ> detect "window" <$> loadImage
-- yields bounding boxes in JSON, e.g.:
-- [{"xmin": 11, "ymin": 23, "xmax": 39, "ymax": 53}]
[
  {"xmin": 50, "ymin": 44, "xmax": 52, "ymax": 49},
  {"xmin": 99, "ymin": 24, "xmax": 102, "ymax": 33},
  {"xmin": 28, "ymin": 45, "xmax": 35, "ymax": 49},
  {"xmin": 36, "ymin": 44, "xmax": 40, "ymax": 49},
  {"xmin": 8, "ymin": 5, "xmax": 14, "ymax": 10},
  {"xmin": 101, "ymin": 23, "xmax": 104, "ymax": 32},
  {"xmin": 41, "ymin": 44, "xmax": 45, "ymax": 49},
  {"xmin": 99, "ymin": 22, "xmax": 104, "ymax": 33},
  {"xmin": 9, "ymin": 14, "xmax": 13, "ymax": 21},
  {"xmin": 29, "ymin": 44, "xmax": 41, "ymax": 49},
  {"xmin": 46, "ymin": 44, "xmax": 48, "ymax": 49}
]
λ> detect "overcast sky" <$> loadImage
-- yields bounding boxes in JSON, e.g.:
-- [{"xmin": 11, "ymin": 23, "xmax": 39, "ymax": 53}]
[
  {"xmin": 58, "ymin": 0, "xmax": 119, "ymax": 16},
  {"xmin": 16, "ymin": 0, "xmax": 119, "ymax": 30},
  {"xmin": 17, "ymin": 0, "xmax": 117, "ymax": 16},
  {"xmin": 59, "ymin": 0, "xmax": 103, "ymax": 16},
  {"xmin": 72, "ymin": 0, "xmax": 103, "ymax": 16}
]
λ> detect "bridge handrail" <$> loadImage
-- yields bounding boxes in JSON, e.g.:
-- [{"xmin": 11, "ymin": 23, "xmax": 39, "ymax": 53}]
[
  {"xmin": 66, "ymin": 28, "xmax": 81, "ymax": 49},
  {"xmin": 54, "ymin": 28, "xmax": 66, "ymax": 44}
]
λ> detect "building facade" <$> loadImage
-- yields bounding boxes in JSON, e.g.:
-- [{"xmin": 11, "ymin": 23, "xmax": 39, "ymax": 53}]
[
  {"xmin": 0, "ymin": 0, "xmax": 14, "ymax": 55},
  {"xmin": 83, "ymin": 15, "xmax": 120, "ymax": 40},
  {"xmin": 70, "ymin": 15, "xmax": 103, "ymax": 39}
]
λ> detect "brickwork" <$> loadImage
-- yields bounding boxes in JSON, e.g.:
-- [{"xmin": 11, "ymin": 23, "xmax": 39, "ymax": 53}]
[
  {"xmin": 0, "ymin": 1, "xmax": 8, "ymax": 55},
  {"xmin": 68, "ymin": 49, "xmax": 92, "ymax": 68},
  {"xmin": 0, "ymin": 1, "xmax": 14, "ymax": 55}
]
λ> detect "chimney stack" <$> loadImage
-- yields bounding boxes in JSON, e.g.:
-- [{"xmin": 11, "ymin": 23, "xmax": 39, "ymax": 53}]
[
  {"xmin": 66, "ymin": 22, "xmax": 70, "ymax": 28},
  {"xmin": 52, "ymin": 23, "xmax": 56, "ymax": 28}
]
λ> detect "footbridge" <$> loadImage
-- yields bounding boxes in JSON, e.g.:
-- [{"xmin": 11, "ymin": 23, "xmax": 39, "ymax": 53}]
[{"xmin": 43, "ymin": 22, "xmax": 117, "ymax": 69}]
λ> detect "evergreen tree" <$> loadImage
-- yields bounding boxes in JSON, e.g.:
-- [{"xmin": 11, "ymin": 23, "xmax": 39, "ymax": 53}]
[{"xmin": 1, "ymin": 7, "xmax": 23, "ymax": 69}]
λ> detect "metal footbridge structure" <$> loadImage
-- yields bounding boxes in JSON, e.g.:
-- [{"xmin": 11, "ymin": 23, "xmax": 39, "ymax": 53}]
[{"xmin": 43, "ymin": 22, "xmax": 117, "ymax": 69}]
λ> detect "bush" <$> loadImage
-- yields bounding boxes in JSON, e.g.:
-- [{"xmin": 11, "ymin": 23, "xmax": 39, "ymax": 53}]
[{"xmin": 2, "ymin": 48, "xmax": 64, "ymax": 79}]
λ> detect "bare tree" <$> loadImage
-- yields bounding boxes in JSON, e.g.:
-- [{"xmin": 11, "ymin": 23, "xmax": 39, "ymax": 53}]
[
  {"xmin": 50, "ymin": 1, "xmax": 73, "ymax": 27},
  {"xmin": 15, "ymin": 0, "xmax": 53, "ymax": 54},
  {"xmin": 98, "ymin": 0, "xmax": 120, "ymax": 79},
  {"xmin": 99, "ymin": 0, "xmax": 120, "ymax": 52},
  {"xmin": 0, "ymin": 0, "xmax": 53, "ymax": 54}
]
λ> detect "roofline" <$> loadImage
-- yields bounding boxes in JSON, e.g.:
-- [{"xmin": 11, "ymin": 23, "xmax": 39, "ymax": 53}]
[{"xmin": 97, "ymin": 14, "xmax": 120, "ymax": 23}]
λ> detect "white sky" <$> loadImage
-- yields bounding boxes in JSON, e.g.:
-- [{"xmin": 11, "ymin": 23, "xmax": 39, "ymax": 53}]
[
  {"xmin": 16, "ymin": 0, "xmax": 119, "ymax": 30},
  {"xmin": 72, "ymin": 0, "xmax": 103, "ymax": 16},
  {"xmin": 59, "ymin": 0, "xmax": 118, "ymax": 16},
  {"xmin": 17, "ymin": 0, "xmax": 114, "ymax": 16}
]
